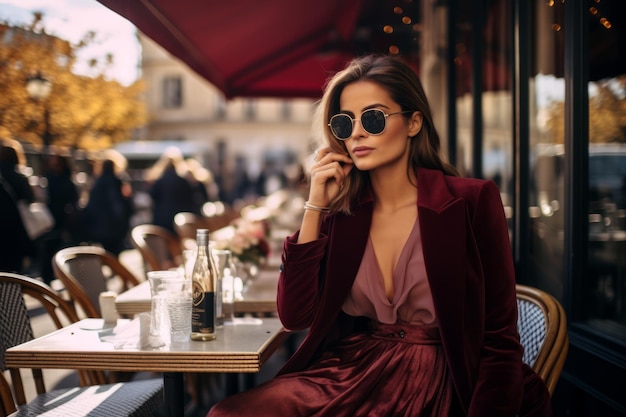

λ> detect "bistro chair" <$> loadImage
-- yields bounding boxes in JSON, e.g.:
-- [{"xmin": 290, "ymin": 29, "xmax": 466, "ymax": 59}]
[
  {"xmin": 516, "ymin": 284, "xmax": 569, "ymax": 395},
  {"xmin": 201, "ymin": 201, "xmax": 240, "ymax": 232},
  {"xmin": 130, "ymin": 223, "xmax": 184, "ymax": 273},
  {"xmin": 0, "ymin": 272, "xmax": 163, "ymax": 416},
  {"xmin": 52, "ymin": 245, "xmax": 143, "ymax": 318},
  {"xmin": 174, "ymin": 212, "xmax": 208, "ymax": 249}
]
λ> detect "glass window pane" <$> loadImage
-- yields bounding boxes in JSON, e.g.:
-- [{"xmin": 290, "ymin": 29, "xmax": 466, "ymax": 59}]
[
  {"xmin": 454, "ymin": 3, "xmax": 473, "ymax": 176},
  {"xmin": 586, "ymin": 0, "xmax": 626, "ymax": 333},
  {"xmin": 482, "ymin": 0, "xmax": 513, "ymax": 234},
  {"xmin": 162, "ymin": 76, "xmax": 182, "ymax": 109},
  {"xmin": 527, "ymin": 0, "xmax": 565, "ymax": 295}
]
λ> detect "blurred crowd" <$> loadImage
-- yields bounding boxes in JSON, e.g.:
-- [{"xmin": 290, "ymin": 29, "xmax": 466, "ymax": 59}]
[{"xmin": 0, "ymin": 138, "xmax": 307, "ymax": 284}]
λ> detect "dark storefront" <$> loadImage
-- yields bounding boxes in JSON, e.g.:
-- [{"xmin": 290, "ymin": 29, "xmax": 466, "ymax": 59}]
[{"xmin": 448, "ymin": 1, "xmax": 626, "ymax": 415}]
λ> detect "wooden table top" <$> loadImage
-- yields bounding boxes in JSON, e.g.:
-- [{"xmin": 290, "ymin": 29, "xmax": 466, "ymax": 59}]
[
  {"xmin": 6, "ymin": 318, "xmax": 288, "ymax": 374},
  {"xmin": 115, "ymin": 268, "xmax": 280, "ymax": 317}
]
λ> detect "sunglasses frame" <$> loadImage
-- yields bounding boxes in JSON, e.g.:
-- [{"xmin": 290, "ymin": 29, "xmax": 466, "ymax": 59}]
[{"xmin": 328, "ymin": 108, "xmax": 411, "ymax": 140}]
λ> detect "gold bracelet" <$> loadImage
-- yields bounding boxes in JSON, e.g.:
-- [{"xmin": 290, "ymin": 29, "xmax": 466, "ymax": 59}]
[{"xmin": 304, "ymin": 201, "xmax": 330, "ymax": 213}]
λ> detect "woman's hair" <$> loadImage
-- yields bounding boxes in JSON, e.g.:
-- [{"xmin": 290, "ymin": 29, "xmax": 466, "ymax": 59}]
[
  {"xmin": 0, "ymin": 138, "xmax": 27, "ymax": 167},
  {"xmin": 313, "ymin": 54, "xmax": 458, "ymax": 214},
  {"xmin": 0, "ymin": 144, "xmax": 19, "ymax": 166},
  {"xmin": 144, "ymin": 146, "xmax": 186, "ymax": 182}
]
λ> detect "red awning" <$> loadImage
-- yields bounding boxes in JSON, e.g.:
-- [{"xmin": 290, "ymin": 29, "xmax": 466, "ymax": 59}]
[{"xmin": 96, "ymin": 0, "xmax": 421, "ymax": 99}]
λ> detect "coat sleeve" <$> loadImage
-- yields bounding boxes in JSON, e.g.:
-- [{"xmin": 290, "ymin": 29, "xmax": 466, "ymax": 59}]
[
  {"xmin": 276, "ymin": 218, "xmax": 331, "ymax": 331},
  {"xmin": 467, "ymin": 180, "xmax": 525, "ymax": 416}
]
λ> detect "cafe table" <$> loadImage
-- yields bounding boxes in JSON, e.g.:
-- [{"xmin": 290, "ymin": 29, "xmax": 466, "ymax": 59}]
[
  {"xmin": 115, "ymin": 268, "xmax": 280, "ymax": 317},
  {"xmin": 6, "ymin": 317, "xmax": 288, "ymax": 417}
]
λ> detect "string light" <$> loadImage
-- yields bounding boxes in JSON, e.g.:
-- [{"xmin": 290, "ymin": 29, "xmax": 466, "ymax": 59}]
[
  {"xmin": 380, "ymin": 0, "xmax": 420, "ymax": 56},
  {"xmin": 547, "ymin": 0, "xmax": 612, "ymax": 31}
]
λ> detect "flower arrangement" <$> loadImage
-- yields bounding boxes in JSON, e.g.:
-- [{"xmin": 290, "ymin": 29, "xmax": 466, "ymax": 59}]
[{"xmin": 213, "ymin": 218, "xmax": 271, "ymax": 266}]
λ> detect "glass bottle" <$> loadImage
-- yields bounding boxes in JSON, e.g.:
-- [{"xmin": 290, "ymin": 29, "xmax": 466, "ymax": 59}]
[
  {"xmin": 212, "ymin": 248, "xmax": 236, "ymax": 324},
  {"xmin": 190, "ymin": 229, "xmax": 217, "ymax": 341}
]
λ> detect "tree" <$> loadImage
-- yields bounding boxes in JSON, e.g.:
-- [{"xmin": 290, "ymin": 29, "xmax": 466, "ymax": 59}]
[
  {"xmin": 545, "ymin": 76, "xmax": 626, "ymax": 144},
  {"xmin": 0, "ymin": 13, "xmax": 146, "ymax": 151}
]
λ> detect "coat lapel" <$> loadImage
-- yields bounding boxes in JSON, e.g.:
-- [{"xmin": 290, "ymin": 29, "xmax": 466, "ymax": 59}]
[
  {"xmin": 417, "ymin": 168, "xmax": 468, "ymax": 315},
  {"xmin": 417, "ymin": 168, "xmax": 473, "ymax": 405},
  {"xmin": 323, "ymin": 201, "xmax": 373, "ymax": 310}
]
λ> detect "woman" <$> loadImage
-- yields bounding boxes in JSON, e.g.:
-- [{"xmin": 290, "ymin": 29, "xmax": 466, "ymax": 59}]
[
  {"xmin": 80, "ymin": 158, "xmax": 133, "ymax": 256},
  {"xmin": 0, "ymin": 142, "xmax": 35, "ymax": 273},
  {"xmin": 146, "ymin": 147, "xmax": 194, "ymax": 234},
  {"xmin": 38, "ymin": 153, "xmax": 79, "ymax": 284},
  {"xmin": 208, "ymin": 55, "xmax": 551, "ymax": 416}
]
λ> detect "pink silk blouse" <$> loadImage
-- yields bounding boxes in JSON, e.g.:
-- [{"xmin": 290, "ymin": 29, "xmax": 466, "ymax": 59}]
[{"xmin": 342, "ymin": 219, "xmax": 437, "ymax": 325}]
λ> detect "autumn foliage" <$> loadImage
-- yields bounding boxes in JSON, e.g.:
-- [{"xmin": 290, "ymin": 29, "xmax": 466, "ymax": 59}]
[{"xmin": 0, "ymin": 13, "xmax": 146, "ymax": 151}]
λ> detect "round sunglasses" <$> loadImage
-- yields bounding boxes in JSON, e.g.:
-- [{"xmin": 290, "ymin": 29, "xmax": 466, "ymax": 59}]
[{"xmin": 328, "ymin": 108, "xmax": 412, "ymax": 140}]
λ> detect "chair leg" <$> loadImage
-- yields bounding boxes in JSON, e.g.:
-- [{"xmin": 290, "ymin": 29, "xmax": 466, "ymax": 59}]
[
  {"xmin": 9, "ymin": 369, "xmax": 26, "ymax": 406},
  {"xmin": 32, "ymin": 369, "xmax": 46, "ymax": 396}
]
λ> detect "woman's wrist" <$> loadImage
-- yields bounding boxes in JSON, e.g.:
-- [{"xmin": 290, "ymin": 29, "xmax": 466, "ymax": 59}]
[{"xmin": 304, "ymin": 201, "xmax": 330, "ymax": 213}]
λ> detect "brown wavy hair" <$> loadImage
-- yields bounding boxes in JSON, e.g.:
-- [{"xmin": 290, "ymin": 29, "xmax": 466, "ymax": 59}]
[{"xmin": 313, "ymin": 54, "xmax": 458, "ymax": 214}]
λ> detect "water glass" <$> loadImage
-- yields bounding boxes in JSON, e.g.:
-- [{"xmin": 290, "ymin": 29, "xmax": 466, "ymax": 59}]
[{"xmin": 148, "ymin": 270, "xmax": 192, "ymax": 345}]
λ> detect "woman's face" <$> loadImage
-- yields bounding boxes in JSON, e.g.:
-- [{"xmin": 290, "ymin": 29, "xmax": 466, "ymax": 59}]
[{"xmin": 336, "ymin": 80, "xmax": 420, "ymax": 172}]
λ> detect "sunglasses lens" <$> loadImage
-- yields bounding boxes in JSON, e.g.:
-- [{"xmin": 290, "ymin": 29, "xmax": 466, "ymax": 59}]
[
  {"xmin": 329, "ymin": 115, "xmax": 353, "ymax": 140},
  {"xmin": 361, "ymin": 109, "xmax": 386, "ymax": 135}
]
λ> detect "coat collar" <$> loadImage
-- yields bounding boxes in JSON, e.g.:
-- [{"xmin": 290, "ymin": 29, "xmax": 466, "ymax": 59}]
[
  {"xmin": 322, "ymin": 167, "xmax": 473, "ymax": 406},
  {"xmin": 328, "ymin": 165, "xmax": 468, "ymax": 336},
  {"xmin": 416, "ymin": 167, "xmax": 457, "ymax": 213},
  {"xmin": 353, "ymin": 166, "xmax": 457, "ymax": 213},
  {"xmin": 326, "ymin": 167, "xmax": 464, "ymax": 297}
]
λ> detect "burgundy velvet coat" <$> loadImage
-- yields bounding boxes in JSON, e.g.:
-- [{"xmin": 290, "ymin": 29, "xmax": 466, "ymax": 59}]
[{"xmin": 276, "ymin": 167, "xmax": 551, "ymax": 416}]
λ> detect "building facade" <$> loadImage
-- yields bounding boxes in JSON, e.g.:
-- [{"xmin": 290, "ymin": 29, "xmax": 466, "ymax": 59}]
[{"xmin": 134, "ymin": 34, "xmax": 316, "ymax": 202}]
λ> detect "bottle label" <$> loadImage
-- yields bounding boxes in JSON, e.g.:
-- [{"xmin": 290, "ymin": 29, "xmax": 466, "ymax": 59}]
[{"xmin": 192, "ymin": 290, "xmax": 216, "ymax": 334}]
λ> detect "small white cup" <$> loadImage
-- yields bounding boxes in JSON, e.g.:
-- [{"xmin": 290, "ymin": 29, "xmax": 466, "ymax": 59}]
[{"xmin": 99, "ymin": 291, "xmax": 119, "ymax": 324}]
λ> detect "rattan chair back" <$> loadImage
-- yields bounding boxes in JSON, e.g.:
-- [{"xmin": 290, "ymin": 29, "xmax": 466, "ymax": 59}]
[
  {"xmin": 130, "ymin": 224, "xmax": 183, "ymax": 272},
  {"xmin": 52, "ymin": 245, "xmax": 141, "ymax": 318},
  {"xmin": 516, "ymin": 284, "xmax": 569, "ymax": 395}
]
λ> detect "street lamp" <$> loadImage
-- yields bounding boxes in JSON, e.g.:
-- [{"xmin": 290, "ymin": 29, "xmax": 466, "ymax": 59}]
[{"xmin": 25, "ymin": 73, "xmax": 53, "ymax": 156}]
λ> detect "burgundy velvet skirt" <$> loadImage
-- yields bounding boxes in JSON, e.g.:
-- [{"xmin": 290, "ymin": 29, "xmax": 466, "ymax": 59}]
[{"xmin": 207, "ymin": 321, "xmax": 453, "ymax": 416}]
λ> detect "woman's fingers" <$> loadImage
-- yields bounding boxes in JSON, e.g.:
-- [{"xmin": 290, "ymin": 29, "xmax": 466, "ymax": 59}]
[
  {"xmin": 313, "ymin": 147, "xmax": 352, "ymax": 166},
  {"xmin": 309, "ymin": 159, "xmax": 352, "ymax": 204},
  {"xmin": 309, "ymin": 148, "xmax": 354, "ymax": 204}
]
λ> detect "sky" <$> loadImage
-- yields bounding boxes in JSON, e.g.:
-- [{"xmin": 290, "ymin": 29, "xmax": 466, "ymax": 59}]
[{"xmin": 0, "ymin": 0, "xmax": 140, "ymax": 86}]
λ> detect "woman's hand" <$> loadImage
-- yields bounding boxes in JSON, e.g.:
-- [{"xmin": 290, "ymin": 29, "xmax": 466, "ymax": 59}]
[{"xmin": 308, "ymin": 147, "xmax": 353, "ymax": 207}]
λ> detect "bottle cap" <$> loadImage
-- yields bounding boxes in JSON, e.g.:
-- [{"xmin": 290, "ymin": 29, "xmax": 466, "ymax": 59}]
[{"xmin": 196, "ymin": 228, "xmax": 209, "ymax": 244}]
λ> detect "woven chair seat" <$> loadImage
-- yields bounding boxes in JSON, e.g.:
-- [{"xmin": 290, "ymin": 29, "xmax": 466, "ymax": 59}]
[{"xmin": 11, "ymin": 379, "xmax": 163, "ymax": 417}]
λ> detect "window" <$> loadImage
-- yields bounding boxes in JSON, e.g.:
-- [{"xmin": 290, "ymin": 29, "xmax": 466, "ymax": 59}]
[
  {"xmin": 215, "ymin": 96, "xmax": 226, "ymax": 119},
  {"xmin": 162, "ymin": 76, "xmax": 182, "ymax": 108},
  {"xmin": 281, "ymin": 101, "xmax": 292, "ymax": 120},
  {"xmin": 585, "ymin": 0, "xmax": 626, "ymax": 334},
  {"xmin": 522, "ymin": 0, "xmax": 566, "ymax": 298},
  {"xmin": 244, "ymin": 99, "xmax": 256, "ymax": 120}
]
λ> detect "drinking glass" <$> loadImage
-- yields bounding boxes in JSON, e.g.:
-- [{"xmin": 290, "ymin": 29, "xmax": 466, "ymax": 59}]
[{"xmin": 148, "ymin": 270, "xmax": 192, "ymax": 345}]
